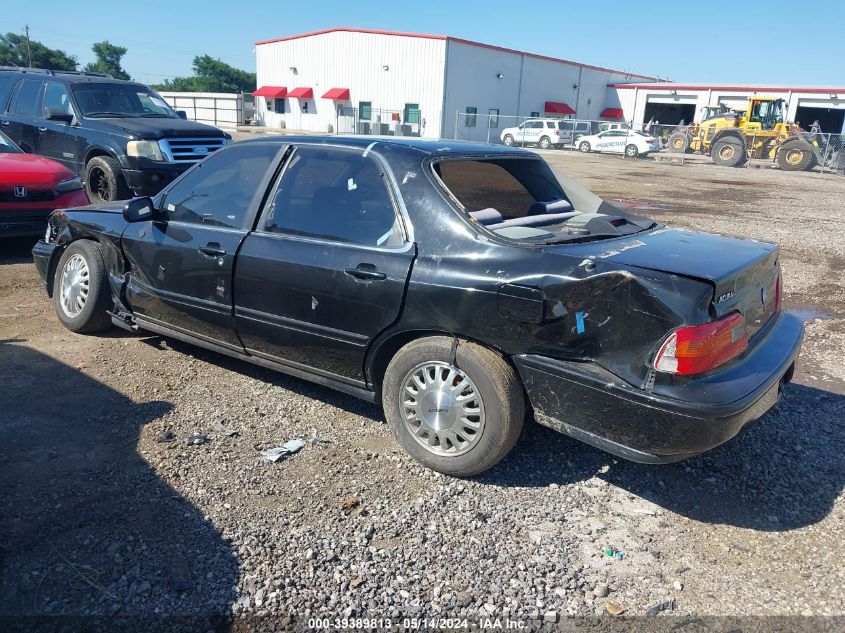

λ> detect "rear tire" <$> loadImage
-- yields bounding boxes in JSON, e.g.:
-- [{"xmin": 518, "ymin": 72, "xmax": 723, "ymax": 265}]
[
  {"xmin": 85, "ymin": 155, "xmax": 130, "ymax": 203},
  {"xmin": 52, "ymin": 240, "xmax": 113, "ymax": 333},
  {"xmin": 579, "ymin": 141, "xmax": 591, "ymax": 153},
  {"xmin": 539, "ymin": 136, "xmax": 551, "ymax": 149},
  {"xmin": 711, "ymin": 136, "xmax": 748, "ymax": 167},
  {"xmin": 777, "ymin": 140, "xmax": 815, "ymax": 171},
  {"xmin": 624, "ymin": 144, "xmax": 639, "ymax": 158},
  {"xmin": 503, "ymin": 135, "xmax": 514, "ymax": 146},
  {"xmin": 382, "ymin": 337, "xmax": 525, "ymax": 477}
]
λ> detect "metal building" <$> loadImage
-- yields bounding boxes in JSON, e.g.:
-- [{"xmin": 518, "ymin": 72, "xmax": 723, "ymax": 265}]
[
  {"xmin": 613, "ymin": 82, "xmax": 845, "ymax": 133},
  {"xmin": 253, "ymin": 27, "xmax": 657, "ymax": 139}
]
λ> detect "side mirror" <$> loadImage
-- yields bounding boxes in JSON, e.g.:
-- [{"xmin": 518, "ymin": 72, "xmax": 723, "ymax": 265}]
[
  {"xmin": 177, "ymin": 110, "xmax": 187, "ymax": 120},
  {"xmin": 45, "ymin": 107, "xmax": 74, "ymax": 123},
  {"xmin": 123, "ymin": 197, "xmax": 156, "ymax": 223}
]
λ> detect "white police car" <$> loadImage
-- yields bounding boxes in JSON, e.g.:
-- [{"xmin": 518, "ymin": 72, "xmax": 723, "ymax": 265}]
[{"xmin": 576, "ymin": 129, "xmax": 660, "ymax": 157}]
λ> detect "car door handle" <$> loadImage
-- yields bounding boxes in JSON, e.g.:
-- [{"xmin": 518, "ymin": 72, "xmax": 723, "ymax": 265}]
[
  {"xmin": 198, "ymin": 244, "xmax": 226, "ymax": 257},
  {"xmin": 344, "ymin": 266, "xmax": 386, "ymax": 281}
]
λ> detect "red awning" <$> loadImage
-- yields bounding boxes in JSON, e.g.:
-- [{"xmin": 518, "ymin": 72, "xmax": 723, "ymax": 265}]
[
  {"xmin": 601, "ymin": 107, "xmax": 624, "ymax": 119},
  {"xmin": 544, "ymin": 101, "xmax": 576, "ymax": 115},
  {"xmin": 322, "ymin": 87, "xmax": 350, "ymax": 100},
  {"xmin": 252, "ymin": 86, "xmax": 287, "ymax": 98},
  {"xmin": 288, "ymin": 87, "xmax": 314, "ymax": 99}
]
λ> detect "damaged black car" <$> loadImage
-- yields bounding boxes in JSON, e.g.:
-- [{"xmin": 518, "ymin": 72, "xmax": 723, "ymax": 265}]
[{"xmin": 32, "ymin": 137, "xmax": 803, "ymax": 476}]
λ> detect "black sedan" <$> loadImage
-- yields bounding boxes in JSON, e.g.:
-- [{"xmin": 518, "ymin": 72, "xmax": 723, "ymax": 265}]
[{"xmin": 32, "ymin": 137, "xmax": 803, "ymax": 476}]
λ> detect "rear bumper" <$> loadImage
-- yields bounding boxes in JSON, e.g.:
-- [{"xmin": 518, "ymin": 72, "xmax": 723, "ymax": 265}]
[{"xmin": 514, "ymin": 312, "xmax": 804, "ymax": 463}]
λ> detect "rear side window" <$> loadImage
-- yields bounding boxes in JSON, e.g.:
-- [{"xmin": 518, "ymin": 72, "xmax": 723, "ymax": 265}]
[
  {"xmin": 10, "ymin": 79, "xmax": 43, "ymax": 116},
  {"xmin": 0, "ymin": 75, "xmax": 18, "ymax": 111},
  {"xmin": 262, "ymin": 146, "xmax": 403, "ymax": 248},
  {"xmin": 162, "ymin": 144, "xmax": 280, "ymax": 228}
]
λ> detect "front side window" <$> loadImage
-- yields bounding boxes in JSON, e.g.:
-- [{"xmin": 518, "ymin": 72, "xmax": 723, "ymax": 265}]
[
  {"xmin": 0, "ymin": 130, "xmax": 22, "ymax": 153},
  {"xmin": 42, "ymin": 82, "xmax": 72, "ymax": 117},
  {"xmin": 162, "ymin": 144, "xmax": 280, "ymax": 228},
  {"xmin": 465, "ymin": 106, "xmax": 477, "ymax": 127},
  {"xmin": 72, "ymin": 83, "xmax": 178, "ymax": 118},
  {"xmin": 11, "ymin": 79, "xmax": 43, "ymax": 117},
  {"xmin": 263, "ymin": 146, "xmax": 403, "ymax": 248}
]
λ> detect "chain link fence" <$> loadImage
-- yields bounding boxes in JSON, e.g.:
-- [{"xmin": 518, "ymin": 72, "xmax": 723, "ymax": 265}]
[
  {"xmin": 452, "ymin": 111, "xmax": 845, "ymax": 175},
  {"xmin": 333, "ymin": 106, "xmax": 427, "ymax": 137}
]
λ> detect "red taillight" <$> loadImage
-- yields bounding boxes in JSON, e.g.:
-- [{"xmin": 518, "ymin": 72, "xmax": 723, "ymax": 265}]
[
  {"xmin": 774, "ymin": 272, "xmax": 782, "ymax": 313},
  {"xmin": 554, "ymin": 130, "xmax": 561, "ymax": 136},
  {"xmin": 654, "ymin": 312, "xmax": 748, "ymax": 375}
]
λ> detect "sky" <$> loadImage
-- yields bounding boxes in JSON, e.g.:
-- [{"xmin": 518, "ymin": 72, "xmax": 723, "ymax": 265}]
[{"xmin": 5, "ymin": 0, "xmax": 845, "ymax": 86}]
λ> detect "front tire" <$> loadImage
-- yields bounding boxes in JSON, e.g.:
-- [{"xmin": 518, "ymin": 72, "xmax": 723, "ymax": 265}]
[
  {"xmin": 503, "ymin": 134, "xmax": 514, "ymax": 146},
  {"xmin": 711, "ymin": 136, "xmax": 748, "ymax": 167},
  {"xmin": 579, "ymin": 141, "xmax": 591, "ymax": 153},
  {"xmin": 53, "ymin": 240, "xmax": 113, "ymax": 333},
  {"xmin": 667, "ymin": 132, "xmax": 691, "ymax": 153},
  {"xmin": 777, "ymin": 140, "xmax": 815, "ymax": 171},
  {"xmin": 85, "ymin": 155, "xmax": 130, "ymax": 203},
  {"xmin": 382, "ymin": 337, "xmax": 525, "ymax": 477}
]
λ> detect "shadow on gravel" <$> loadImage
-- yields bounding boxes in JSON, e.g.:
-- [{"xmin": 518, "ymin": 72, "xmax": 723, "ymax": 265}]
[
  {"xmin": 481, "ymin": 383, "xmax": 845, "ymax": 532},
  {"xmin": 0, "ymin": 341, "xmax": 238, "ymax": 631},
  {"xmin": 0, "ymin": 237, "xmax": 37, "ymax": 265}
]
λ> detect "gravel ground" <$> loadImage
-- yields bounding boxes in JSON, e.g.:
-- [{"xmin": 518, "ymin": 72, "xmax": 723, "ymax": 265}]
[{"xmin": 1, "ymin": 148, "xmax": 843, "ymax": 631}]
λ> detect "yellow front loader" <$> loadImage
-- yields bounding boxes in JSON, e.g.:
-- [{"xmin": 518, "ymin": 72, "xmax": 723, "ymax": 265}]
[{"xmin": 667, "ymin": 97, "xmax": 819, "ymax": 171}]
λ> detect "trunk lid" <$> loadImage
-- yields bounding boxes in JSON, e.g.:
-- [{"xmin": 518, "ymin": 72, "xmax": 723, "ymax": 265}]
[{"xmin": 550, "ymin": 227, "xmax": 781, "ymax": 338}]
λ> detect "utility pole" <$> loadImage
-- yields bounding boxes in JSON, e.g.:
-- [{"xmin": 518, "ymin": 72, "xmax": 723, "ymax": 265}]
[{"xmin": 23, "ymin": 25, "xmax": 32, "ymax": 67}]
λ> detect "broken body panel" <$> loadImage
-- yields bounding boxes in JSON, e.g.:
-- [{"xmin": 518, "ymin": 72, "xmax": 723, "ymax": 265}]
[{"xmin": 32, "ymin": 136, "xmax": 803, "ymax": 464}]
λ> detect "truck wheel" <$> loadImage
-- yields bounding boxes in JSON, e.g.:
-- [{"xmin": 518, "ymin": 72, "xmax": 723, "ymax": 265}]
[
  {"xmin": 711, "ymin": 137, "xmax": 747, "ymax": 167},
  {"xmin": 777, "ymin": 140, "xmax": 815, "ymax": 171},
  {"xmin": 382, "ymin": 337, "xmax": 525, "ymax": 477},
  {"xmin": 85, "ymin": 155, "xmax": 130, "ymax": 203},
  {"xmin": 53, "ymin": 240, "xmax": 113, "ymax": 333},
  {"xmin": 579, "ymin": 141, "xmax": 591, "ymax": 153},
  {"xmin": 625, "ymin": 144, "xmax": 639, "ymax": 157},
  {"xmin": 539, "ymin": 136, "xmax": 551, "ymax": 149},
  {"xmin": 503, "ymin": 135, "xmax": 514, "ymax": 146},
  {"xmin": 667, "ymin": 132, "xmax": 691, "ymax": 153}
]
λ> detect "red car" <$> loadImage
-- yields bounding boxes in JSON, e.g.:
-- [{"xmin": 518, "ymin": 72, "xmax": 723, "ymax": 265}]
[{"xmin": 0, "ymin": 131, "xmax": 89, "ymax": 239}]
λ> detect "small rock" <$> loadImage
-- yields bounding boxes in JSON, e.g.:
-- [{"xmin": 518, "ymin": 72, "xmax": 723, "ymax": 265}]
[
  {"xmin": 673, "ymin": 580, "xmax": 684, "ymax": 591},
  {"xmin": 606, "ymin": 602, "xmax": 625, "ymax": 616},
  {"xmin": 349, "ymin": 577, "xmax": 365, "ymax": 589},
  {"xmin": 593, "ymin": 584, "xmax": 609, "ymax": 598},
  {"xmin": 399, "ymin": 589, "xmax": 410, "ymax": 600},
  {"xmin": 455, "ymin": 591, "xmax": 472, "ymax": 607},
  {"xmin": 554, "ymin": 587, "xmax": 567, "ymax": 599},
  {"xmin": 543, "ymin": 611, "xmax": 558, "ymax": 623}
]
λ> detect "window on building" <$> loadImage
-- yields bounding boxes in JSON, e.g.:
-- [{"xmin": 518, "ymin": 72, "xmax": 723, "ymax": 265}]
[
  {"xmin": 404, "ymin": 103, "xmax": 420, "ymax": 124},
  {"xmin": 530, "ymin": 111, "xmax": 540, "ymax": 117},
  {"xmin": 359, "ymin": 101, "xmax": 372, "ymax": 120},
  {"xmin": 274, "ymin": 99, "xmax": 285, "ymax": 114},
  {"xmin": 465, "ymin": 106, "xmax": 477, "ymax": 127},
  {"xmin": 301, "ymin": 100, "xmax": 309, "ymax": 113},
  {"xmin": 162, "ymin": 144, "xmax": 280, "ymax": 229},
  {"xmin": 488, "ymin": 108, "xmax": 499, "ymax": 128},
  {"xmin": 263, "ymin": 146, "xmax": 403, "ymax": 248}
]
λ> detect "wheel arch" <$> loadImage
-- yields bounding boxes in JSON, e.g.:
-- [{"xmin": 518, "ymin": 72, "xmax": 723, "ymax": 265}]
[
  {"xmin": 84, "ymin": 145, "xmax": 125, "ymax": 169},
  {"xmin": 45, "ymin": 236, "xmax": 102, "ymax": 298},
  {"xmin": 365, "ymin": 329, "xmax": 518, "ymax": 397}
]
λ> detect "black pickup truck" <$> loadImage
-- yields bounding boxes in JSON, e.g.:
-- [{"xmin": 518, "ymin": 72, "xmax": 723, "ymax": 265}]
[{"xmin": 0, "ymin": 67, "xmax": 230, "ymax": 203}]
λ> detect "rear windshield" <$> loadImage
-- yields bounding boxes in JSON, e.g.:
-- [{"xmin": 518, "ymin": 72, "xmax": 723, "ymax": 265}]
[{"xmin": 433, "ymin": 157, "xmax": 653, "ymax": 244}]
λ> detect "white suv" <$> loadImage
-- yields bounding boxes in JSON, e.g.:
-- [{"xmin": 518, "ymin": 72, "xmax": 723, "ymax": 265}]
[{"xmin": 501, "ymin": 119, "xmax": 563, "ymax": 149}]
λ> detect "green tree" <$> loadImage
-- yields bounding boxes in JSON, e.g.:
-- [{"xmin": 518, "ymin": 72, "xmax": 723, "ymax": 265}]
[
  {"xmin": 152, "ymin": 55, "xmax": 255, "ymax": 93},
  {"xmin": 0, "ymin": 32, "xmax": 78, "ymax": 70},
  {"xmin": 84, "ymin": 41, "xmax": 130, "ymax": 80}
]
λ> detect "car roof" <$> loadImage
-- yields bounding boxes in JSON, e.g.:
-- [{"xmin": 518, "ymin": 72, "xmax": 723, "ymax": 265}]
[
  {"xmin": 0, "ymin": 67, "xmax": 143, "ymax": 86},
  {"xmin": 236, "ymin": 135, "xmax": 538, "ymax": 158}
]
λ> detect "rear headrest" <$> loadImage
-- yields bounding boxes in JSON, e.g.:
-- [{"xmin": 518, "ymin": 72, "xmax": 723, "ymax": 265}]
[
  {"xmin": 468, "ymin": 208, "xmax": 503, "ymax": 225},
  {"xmin": 528, "ymin": 199, "xmax": 573, "ymax": 215}
]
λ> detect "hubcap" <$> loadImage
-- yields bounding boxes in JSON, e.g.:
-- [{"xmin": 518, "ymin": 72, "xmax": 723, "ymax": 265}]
[
  {"xmin": 399, "ymin": 361, "xmax": 485, "ymax": 457},
  {"xmin": 786, "ymin": 149, "xmax": 802, "ymax": 165},
  {"xmin": 673, "ymin": 138, "xmax": 684, "ymax": 149},
  {"xmin": 720, "ymin": 145, "xmax": 735, "ymax": 160},
  {"xmin": 59, "ymin": 254, "xmax": 90, "ymax": 318}
]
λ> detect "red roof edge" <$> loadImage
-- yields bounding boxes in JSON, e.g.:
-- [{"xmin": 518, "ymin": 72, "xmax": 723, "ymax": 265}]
[
  {"xmin": 255, "ymin": 26, "xmax": 658, "ymax": 81},
  {"xmin": 609, "ymin": 83, "xmax": 845, "ymax": 93},
  {"xmin": 545, "ymin": 101, "xmax": 576, "ymax": 115},
  {"xmin": 600, "ymin": 107, "xmax": 624, "ymax": 119}
]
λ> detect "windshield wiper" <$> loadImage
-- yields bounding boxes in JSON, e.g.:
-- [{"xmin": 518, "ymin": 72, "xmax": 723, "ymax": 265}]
[
  {"xmin": 85, "ymin": 112, "xmax": 132, "ymax": 118},
  {"xmin": 139, "ymin": 113, "xmax": 172, "ymax": 118}
]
